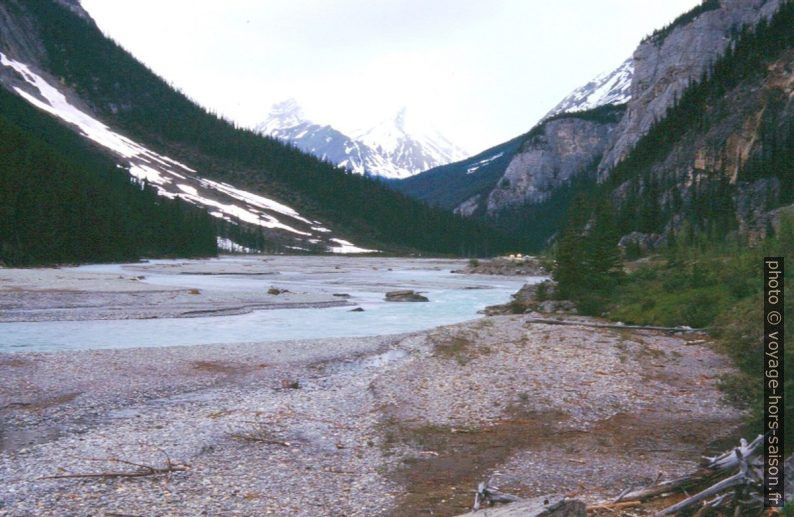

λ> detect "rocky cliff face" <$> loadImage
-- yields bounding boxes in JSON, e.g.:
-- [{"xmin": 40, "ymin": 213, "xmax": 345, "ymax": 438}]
[
  {"xmin": 615, "ymin": 43, "xmax": 794, "ymax": 245},
  {"xmin": 402, "ymin": 0, "xmax": 788, "ymax": 243},
  {"xmin": 597, "ymin": 0, "xmax": 783, "ymax": 176},
  {"xmin": 0, "ymin": 3, "xmax": 46, "ymax": 65},
  {"xmin": 485, "ymin": 114, "xmax": 619, "ymax": 213}
]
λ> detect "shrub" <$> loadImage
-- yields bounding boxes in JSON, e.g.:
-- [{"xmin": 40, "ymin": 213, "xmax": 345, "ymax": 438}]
[
  {"xmin": 576, "ymin": 293, "xmax": 607, "ymax": 316},
  {"xmin": 679, "ymin": 289, "xmax": 723, "ymax": 328},
  {"xmin": 535, "ymin": 282, "xmax": 549, "ymax": 302},
  {"xmin": 661, "ymin": 271, "xmax": 690, "ymax": 293}
]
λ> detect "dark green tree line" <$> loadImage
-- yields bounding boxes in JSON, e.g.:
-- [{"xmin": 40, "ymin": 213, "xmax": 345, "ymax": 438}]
[{"xmin": 0, "ymin": 86, "xmax": 217, "ymax": 266}]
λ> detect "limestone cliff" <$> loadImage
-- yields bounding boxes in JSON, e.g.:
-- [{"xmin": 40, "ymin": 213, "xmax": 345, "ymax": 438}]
[
  {"xmin": 598, "ymin": 0, "xmax": 784, "ymax": 176},
  {"xmin": 485, "ymin": 111, "xmax": 621, "ymax": 214}
]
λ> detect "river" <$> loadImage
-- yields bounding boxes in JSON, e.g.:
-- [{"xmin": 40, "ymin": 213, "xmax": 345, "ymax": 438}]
[{"xmin": 0, "ymin": 256, "xmax": 540, "ymax": 352}]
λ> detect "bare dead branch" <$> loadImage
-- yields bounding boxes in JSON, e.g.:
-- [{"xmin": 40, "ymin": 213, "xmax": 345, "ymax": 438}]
[{"xmin": 40, "ymin": 444, "xmax": 189, "ymax": 482}]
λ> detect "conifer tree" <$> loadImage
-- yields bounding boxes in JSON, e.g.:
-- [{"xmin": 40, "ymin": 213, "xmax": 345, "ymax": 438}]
[
  {"xmin": 585, "ymin": 200, "xmax": 624, "ymax": 290},
  {"xmin": 553, "ymin": 193, "xmax": 591, "ymax": 298}
]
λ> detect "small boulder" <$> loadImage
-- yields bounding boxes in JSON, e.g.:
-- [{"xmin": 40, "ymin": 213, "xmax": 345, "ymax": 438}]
[
  {"xmin": 538, "ymin": 300, "xmax": 577, "ymax": 314},
  {"xmin": 349, "ymin": 307, "xmax": 365, "ymax": 312},
  {"xmin": 384, "ymin": 290, "xmax": 429, "ymax": 302},
  {"xmin": 280, "ymin": 379, "xmax": 301, "ymax": 390}
]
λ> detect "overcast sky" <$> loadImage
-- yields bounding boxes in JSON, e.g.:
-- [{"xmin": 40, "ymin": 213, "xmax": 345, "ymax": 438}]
[{"xmin": 81, "ymin": 0, "xmax": 700, "ymax": 152}]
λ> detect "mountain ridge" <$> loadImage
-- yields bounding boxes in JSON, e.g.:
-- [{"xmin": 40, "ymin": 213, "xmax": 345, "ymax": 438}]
[
  {"xmin": 543, "ymin": 57, "xmax": 633, "ymax": 120},
  {"xmin": 255, "ymin": 100, "xmax": 467, "ymax": 179}
]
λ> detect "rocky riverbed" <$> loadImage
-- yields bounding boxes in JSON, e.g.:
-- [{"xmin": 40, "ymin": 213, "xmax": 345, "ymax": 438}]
[{"xmin": 0, "ymin": 309, "xmax": 743, "ymax": 516}]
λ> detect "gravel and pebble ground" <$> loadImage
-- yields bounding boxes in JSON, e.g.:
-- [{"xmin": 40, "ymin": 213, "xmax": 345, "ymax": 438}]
[
  {"xmin": 0, "ymin": 258, "xmax": 744, "ymax": 516},
  {"xmin": 0, "ymin": 262, "xmax": 348, "ymax": 322}
]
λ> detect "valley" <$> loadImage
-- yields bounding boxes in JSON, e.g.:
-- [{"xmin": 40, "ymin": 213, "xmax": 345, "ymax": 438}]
[{"xmin": 0, "ymin": 0, "xmax": 791, "ymax": 514}]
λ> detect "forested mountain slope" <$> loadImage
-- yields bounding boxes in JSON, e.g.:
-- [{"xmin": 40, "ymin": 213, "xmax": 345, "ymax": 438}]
[
  {"xmin": 0, "ymin": 0, "xmax": 519, "ymax": 259},
  {"xmin": 0, "ymin": 85, "xmax": 216, "ymax": 265},
  {"xmin": 591, "ymin": 2, "xmax": 794, "ymax": 248}
]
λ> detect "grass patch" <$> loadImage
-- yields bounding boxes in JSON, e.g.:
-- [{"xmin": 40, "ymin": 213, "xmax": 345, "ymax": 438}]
[
  {"xmin": 379, "ymin": 411, "xmax": 566, "ymax": 516},
  {"xmin": 606, "ymin": 260, "xmax": 737, "ymax": 328},
  {"xmin": 592, "ymin": 229, "xmax": 793, "ymax": 452},
  {"xmin": 430, "ymin": 332, "xmax": 491, "ymax": 366}
]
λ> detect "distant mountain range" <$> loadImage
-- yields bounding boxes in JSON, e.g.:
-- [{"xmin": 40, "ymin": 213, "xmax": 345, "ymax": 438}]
[{"xmin": 254, "ymin": 100, "xmax": 467, "ymax": 179}]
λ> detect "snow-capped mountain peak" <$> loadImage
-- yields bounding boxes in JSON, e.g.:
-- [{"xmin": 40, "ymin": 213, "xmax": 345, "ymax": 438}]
[
  {"xmin": 355, "ymin": 107, "xmax": 412, "ymax": 154},
  {"xmin": 255, "ymin": 102, "xmax": 467, "ymax": 179},
  {"xmin": 544, "ymin": 57, "xmax": 634, "ymax": 119},
  {"xmin": 256, "ymin": 98, "xmax": 306, "ymax": 135},
  {"xmin": 353, "ymin": 107, "xmax": 469, "ymax": 178}
]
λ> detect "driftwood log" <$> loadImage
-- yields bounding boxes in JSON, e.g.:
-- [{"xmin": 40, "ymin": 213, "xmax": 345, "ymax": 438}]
[
  {"xmin": 460, "ymin": 494, "xmax": 585, "ymax": 517},
  {"xmin": 524, "ymin": 318, "xmax": 701, "ymax": 333},
  {"xmin": 608, "ymin": 435, "xmax": 772, "ymax": 516},
  {"xmin": 456, "ymin": 478, "xmax": 585, "ymax": 517},
  {"xmin": 472, "ymin": 477, "xmax": 522, "ymax": 510}
]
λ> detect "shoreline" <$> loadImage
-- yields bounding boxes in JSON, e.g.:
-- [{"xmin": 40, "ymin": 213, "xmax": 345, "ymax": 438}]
[{"xmin": 0, "ymin": 313, "xmax": 744, "ymax": 516}]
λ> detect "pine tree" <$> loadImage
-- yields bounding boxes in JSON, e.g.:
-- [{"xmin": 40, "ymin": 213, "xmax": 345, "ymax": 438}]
[
  {"xmin": 553, "ymin": 193, "xmax": 591, "ymax": 298},
  {"xmin": 585, "ymin": 200, "xmax": 624, "ymax": 291}
]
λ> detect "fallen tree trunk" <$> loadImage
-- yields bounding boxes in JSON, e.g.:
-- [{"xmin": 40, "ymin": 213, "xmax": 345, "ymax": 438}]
[
  {"xmin": 459, "ymin": 494, "xmax": 585, "ymax": 517},
  {"xmin": 615, "ymin": 435, "xmax": 763, "ymax": 502},
  {"xmin": 656, "ymin": 445, "xmax": 764, "ymax": 516},
  {"xmin": 524, "ymin": 318, "xmax": 701, "ymax": 333},
  {"xmin": 603, "ymin": 436, "xmax": 772, "ymax": 516}
]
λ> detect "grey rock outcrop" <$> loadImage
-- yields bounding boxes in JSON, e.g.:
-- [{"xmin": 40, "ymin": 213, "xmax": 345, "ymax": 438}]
[
  {"xmin": 0, "ymin": 1, "xmax": 47, "ymax": 65},
  {"xmin": 454, "ymin": 194, "xmax": 481, "ymax": 217},
  {"xmin": 481, "ymin": 279, "xmax": 557, "ymax": 315},
  {"xmin": 538, "ymin": 300, "xmax": 577, "ymax": 314},
  {"xmin": 618, "ymin": 232, "xmax": 666, "ymax": 254},
  {"xmin": 485, "ymin": 116, "xmax": 619, "ymax": 213},
  {"xmin": 597, "ymin": 0, "xmax": 784, "ymax": 177},
  {"xmin": 440, "ymin": 0, "xmax": 786, "ymax": 222},
  {"xmin": 455, "ymin": 256, "xmax": 548, "ymax": 276}
]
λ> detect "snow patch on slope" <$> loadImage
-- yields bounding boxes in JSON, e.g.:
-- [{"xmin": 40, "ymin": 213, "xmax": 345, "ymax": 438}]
[
  {"xmin": 0, "ymin": 53, "xmax": 376, "ymax": 254},
  {"xmin": 328, "ymin": 238, "xmax": 378, "ymax": 254},
  {"xmin": 217, "ymin": 237, "xmax": 256, "ymax": 254},
  {"xmin": 466, "ymin": 152, "xmax": 504, "ymax": 174},
  {"xmin": 544, "ymin": 58, "xmax": 633, "ymax": 119}
]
